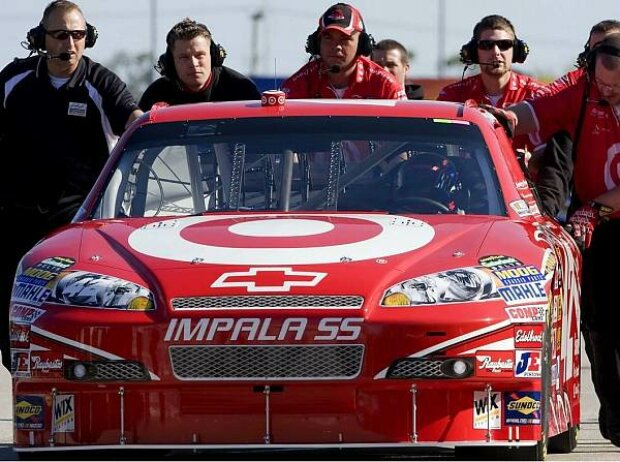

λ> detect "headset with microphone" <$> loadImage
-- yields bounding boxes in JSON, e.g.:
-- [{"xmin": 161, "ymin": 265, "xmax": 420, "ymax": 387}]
[
  {"xmin": 459, "ymin": 36, "xmax": 529, "ymax": 65},
  {"xmin": 155, "ymin": 20, "xmax": 226, "ymax": 81}
]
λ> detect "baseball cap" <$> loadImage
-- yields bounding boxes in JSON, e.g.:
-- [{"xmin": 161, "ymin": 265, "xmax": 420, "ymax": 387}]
[{"xmin": 318, "ymin": 3, "xmax": 365, "ymax": 36}]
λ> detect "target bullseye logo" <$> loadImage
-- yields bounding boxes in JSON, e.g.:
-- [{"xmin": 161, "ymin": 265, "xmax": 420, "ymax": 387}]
[{"xmin": 128, "ymin": 214, "xmax": 434, "ymax": 265}]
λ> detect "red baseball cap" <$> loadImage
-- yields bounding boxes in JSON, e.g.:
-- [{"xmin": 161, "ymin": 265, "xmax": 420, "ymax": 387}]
[{"xmin": 318, "ymin": 3, "xmax": 365, "ymax": 36}]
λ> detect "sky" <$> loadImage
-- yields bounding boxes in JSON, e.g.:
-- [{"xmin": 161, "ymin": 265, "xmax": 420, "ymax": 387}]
[{"xmin": 1, "ymin": 0, "xmax": 618, "ymax": 82}]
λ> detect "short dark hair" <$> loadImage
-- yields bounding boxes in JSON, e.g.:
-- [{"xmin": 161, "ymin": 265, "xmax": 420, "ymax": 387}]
[
  {"xmin": 596, "ymin": 33, "xmax": 620, "ymax": 72},
  {"xmin": 41, "ymin": 0, "xmax": 84, "ymax": 26},
  {"xmin": 374, "ymin": 39, "xmax": 409, "ymax": 65},
  {"xmin": 472, "ymin": 15, "xmax": 516, "ymax": 41},
  {"xmin": 166, "ymin": 18, "xmax": 212, "ymax": 48},
  {"xmin": 590, "ymin": 19, "xmax": 620, "ymax": 37}
]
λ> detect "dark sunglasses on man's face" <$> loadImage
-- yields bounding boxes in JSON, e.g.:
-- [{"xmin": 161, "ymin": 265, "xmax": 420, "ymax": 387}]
[
  {"xmin": 45, "ymin": 29, "xmax": 87, "ymax": 40},
  {"xmin": 477, "ymin": 39, "xmax": 514, "ymax": 51}
]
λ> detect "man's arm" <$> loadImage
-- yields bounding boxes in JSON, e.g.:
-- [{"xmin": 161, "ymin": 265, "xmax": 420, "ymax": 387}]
[{"xmin": 125, "ymin": 109, "xmax": 143, "ymax": 129}]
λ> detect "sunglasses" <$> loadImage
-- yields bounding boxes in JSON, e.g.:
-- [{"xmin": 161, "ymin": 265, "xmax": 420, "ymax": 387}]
[
  {"xmin": 477, "ymin": 39, "xmax": 514, "ymax": 51},
  {"xmin": 45, "ymin": 29, "xmax": 87, "ymax": 40}
]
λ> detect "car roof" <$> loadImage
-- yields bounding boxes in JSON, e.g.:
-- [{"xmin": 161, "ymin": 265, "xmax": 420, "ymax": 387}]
[{"xmin": 143, "ymin": 99, "xmax": 490, "ymax": 126}]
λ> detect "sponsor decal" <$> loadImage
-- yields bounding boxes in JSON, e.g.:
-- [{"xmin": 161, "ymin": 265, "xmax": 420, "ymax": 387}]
[
  {"xmin": 505, "ymin": 305, "xmax": 546, "ymax": 323},
  {"xmin": 514, "ymin": 351, "xmax": 542, "ymax": 378},
  {"xmin": 164, "ymin": 317, "xmax": 363, "ymax": 342},
  {"xmin": 10, "ymin": 322, "xmax": 30, "ymax": 349},
  {"xmin": 479, "ymin": 255, "xmax": 522, "ymax": 270},
  {"xmin": 475, "ymin": 351, "xmax": 514, "ymax": 378},
  {"xmin": 11, "ymin": 350, "xmax": 30, "ymax": 377},
  {"xmin": 11, "ymin": 282, "xmax": 51, "ymax": 306},
  {"xmin": 30, "ymin": 352, "xmax": 64, "ymax": 378},
  {"xmin": 505, "ymin": 392, "xmax": 541, "ymax": 425},
  {"xmin": 211, "ymin": 267, "xmax": 326, "ymax": 293},
  {"xmin": 128, "ymin": 214, "xmax": 435, "ymax": 265},
  {"xmin": 68, "ymin": 101, "xmax": 87, "ymax": 117},
  {"xmin": 15, "ymin": 396, "xmax": 45, "ymax": 430},
  {"xmin": 473, "ymin": 391, "xmax": 501, "ymax": 429},
  {"xmin": 498, "ymin": 282, "xmax": 547, "ymax": 305},
  {"xmin": 509, "ymin": 200, "xmax": 531, "ymax": 217},
  {"xmin": 15, "ymin": 257, "xmax": 75, "ymax": 287},
  {"xmin": 514, "ymin": 325, "xmax": 544, "ymax": 348},
  {"xmin": 10, "ymin": 304, "xmax": 45, "ymax": 323},
  {"xmin": 52, "ymin": 395, "xmax": 75, "ymax": 433},
  {"xmin": 493, "ymin": 266, "xmax": 545, "ymax": 285}
]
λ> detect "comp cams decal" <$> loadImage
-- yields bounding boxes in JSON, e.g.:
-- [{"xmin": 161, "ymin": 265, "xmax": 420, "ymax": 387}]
[{"xmin": 128, "ymin": 214, "xmax": 435, "ymax": 265}]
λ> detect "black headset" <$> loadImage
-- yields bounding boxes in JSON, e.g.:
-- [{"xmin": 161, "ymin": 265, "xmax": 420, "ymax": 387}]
[
  {"xmin": 459, "ymin": 36, "xmax": 529, "ymax": 65},
  {"xmin": 585, "ymin": 39, "xmax": 620, "ymax": 73},
  {"xmin": 156, "ymin": 40, "xmax": 226, "ymax": 80},
  {"xmin": 305, "ymin": 29, "xmax": 375, "ymax": 57},
  {"xmin": 26, "ymin": 23, "xmax": 98, "ymax": 51}
]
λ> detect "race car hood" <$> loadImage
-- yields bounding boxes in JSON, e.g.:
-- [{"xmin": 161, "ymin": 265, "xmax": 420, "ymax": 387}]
[{"xmin": 36, "ymin": 213, "xmax": 541, "ymax": 300}]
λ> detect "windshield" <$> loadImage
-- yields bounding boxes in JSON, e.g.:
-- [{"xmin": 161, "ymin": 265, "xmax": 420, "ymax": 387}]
[{"xmin": 93, "ymin": 117, "xmax": 504, "ymax": 219}]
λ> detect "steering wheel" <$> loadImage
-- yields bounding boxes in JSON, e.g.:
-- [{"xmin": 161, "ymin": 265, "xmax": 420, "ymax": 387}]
[{"xmin": 393, "ymin": 195, "xmax": 451, "ymax": 213}]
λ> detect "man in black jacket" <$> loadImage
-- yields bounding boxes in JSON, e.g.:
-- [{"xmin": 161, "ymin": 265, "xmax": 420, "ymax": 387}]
[
  {"xmin": 139, "ymin": 18, "xmax": 260, "ymax": 110},
  {"xmin": 0, "ymin": 0, "xmax": 142, "ymax": 371}
]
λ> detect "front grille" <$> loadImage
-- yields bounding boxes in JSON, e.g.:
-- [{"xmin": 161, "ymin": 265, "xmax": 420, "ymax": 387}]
[
  {"xmin": 171, "ymin": 295, "xmax": 364, "ymax": 310},
  {"xmin": 170, "ymin": 344, "xmax": 364, "ymax": 380},
  {"xmin": 386, "ymin": 357, "xmax": 474, "ymax": 379},
  {"xmin": 388, "ymin": 359, "xmax": 445, "ymax": 378},
  {"xmin": 64, "ymin": 360, "xmax": 150, "ymax": 381}
]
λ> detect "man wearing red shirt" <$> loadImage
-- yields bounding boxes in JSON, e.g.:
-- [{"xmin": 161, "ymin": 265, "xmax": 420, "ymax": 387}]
[
  {"xmin": 437, "ymin": 15, "xmax": 544, "ymax": 153},
  {"xmin": 532, "ymin": 20, "xmax": 620, "ymax": 218},
  {"xmin": 281, "ymin": 3, "xmax": 405, "ymax": 100},
  {"xmin": 496, "ymin": 34, "xmax": 620, "ymax": 446}
]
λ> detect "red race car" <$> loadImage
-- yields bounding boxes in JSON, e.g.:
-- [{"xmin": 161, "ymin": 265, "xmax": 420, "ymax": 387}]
[{"xmin": 11, "ymin": 96, "xmax": 581, "ymax": 460}]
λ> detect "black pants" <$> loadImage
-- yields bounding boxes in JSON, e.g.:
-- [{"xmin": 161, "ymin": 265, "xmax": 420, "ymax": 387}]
[
  {"xmin": 535, "ymin": 130, "xmax": 574, "ymax": 218},
  {"xmin": 581, "ymin": 219, "xmax": 620, "ymax": 432},
  {"xmin": 1, "ymin": 207, "xmax": 69, "ymax": 371}
]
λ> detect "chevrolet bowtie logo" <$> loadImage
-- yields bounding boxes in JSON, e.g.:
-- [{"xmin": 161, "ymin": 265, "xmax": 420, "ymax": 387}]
[{"xmin": 212, "ymin": 267, "xmax": 327, "ymax": 292}]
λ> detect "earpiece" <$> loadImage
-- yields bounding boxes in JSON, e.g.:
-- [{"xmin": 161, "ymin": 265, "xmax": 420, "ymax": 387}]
[
  {"xmin": 156, "ymin": 40, "xmax": 226, "ymax": 79},
  {"xmin": 26, "ymin": 22, "xmax": 98, "ymax": 52},
  {"xmin": 459, "ymin": 37, "xmax": 529, "ymax": 64},
  {"xmin": 305, "ymin": 29, "xmax": 375, "ymax": 57}
]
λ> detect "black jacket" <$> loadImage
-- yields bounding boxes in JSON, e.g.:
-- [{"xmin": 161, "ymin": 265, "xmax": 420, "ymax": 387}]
[
  {"xmin": 139, "ymin": 66, "xmax": 261, "ymax": 110},
  {"xmin": 0, "ymin": 55, "xmax": 138, "ymax": 211}
]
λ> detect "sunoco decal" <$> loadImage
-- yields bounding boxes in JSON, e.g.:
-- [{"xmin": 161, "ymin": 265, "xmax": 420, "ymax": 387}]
[
  {"xmin": 505, "ymin": 391, "xmax": 541, "ymax": 425},
  {"xmin": 15, "ymin": 396, "xmax": 45, "ymax": 430}
]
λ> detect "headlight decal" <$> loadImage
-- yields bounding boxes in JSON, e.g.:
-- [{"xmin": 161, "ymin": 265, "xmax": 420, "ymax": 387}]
[
  {"xmin": 381, "ymin": 263, "xmax": 550, "ymax": 307},
  {"xmin": 48, "ymin": 271, "xmax": 154, "ymax": 310}
]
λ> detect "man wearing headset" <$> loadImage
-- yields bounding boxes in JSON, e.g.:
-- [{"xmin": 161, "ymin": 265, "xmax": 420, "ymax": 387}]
[
  {"xmin": 487, "ymin": 34, "xmax": 620, "ymax": 445},
  {"xmin": 0, "ymin": 0, "xmax": 142, "ymax": 372},
  {"xmin": 437, "ymin": 15, "xmax": 544, "ymax": 154},
  {"xmin": 139, "ymin": 18, "xmax": 260, "ymax": 110},
  {"xmin": 281, "ymin": 3, "xmax": 405, "ymax": 100},
  {"xmin": 531, "ymin": 20, "xmax": 620, "ymax": 218}
]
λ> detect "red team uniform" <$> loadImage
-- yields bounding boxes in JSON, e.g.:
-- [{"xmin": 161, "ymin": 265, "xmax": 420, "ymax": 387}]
[
  {"xmin": 438, "ymin": 72, "xmax": 545, "ymax": 152},
  {"xmin": 282, "ymin": 55, "xmax": 406, "ymax": 100}
]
